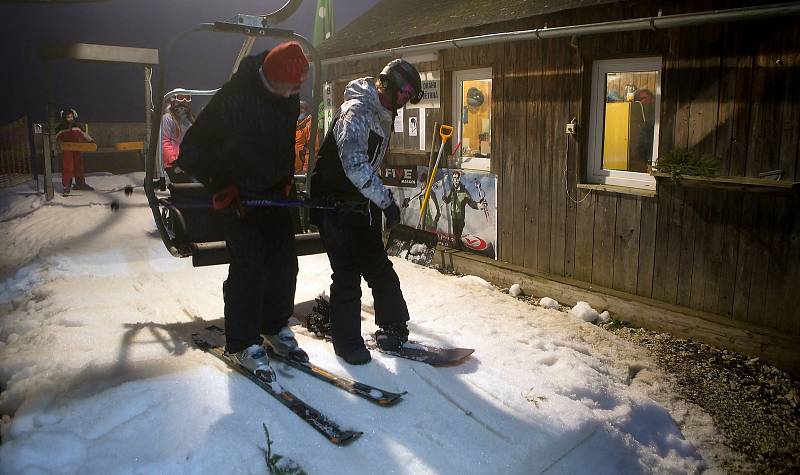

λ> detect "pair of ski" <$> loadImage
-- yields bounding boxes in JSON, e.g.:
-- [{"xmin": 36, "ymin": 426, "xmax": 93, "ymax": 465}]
[{"xmin": 191, "ymin": 324, "xmax": 474, "ymax": 446}]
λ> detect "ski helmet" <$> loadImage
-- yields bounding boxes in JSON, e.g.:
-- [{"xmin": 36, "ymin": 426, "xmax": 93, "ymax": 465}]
[
  {"xmin": 60, "ymin": 108, "xmax": 78, "ymax": 120},
  {"xmin": 379, "ymin": 59, "xmax": 423, "ymax": 106}
]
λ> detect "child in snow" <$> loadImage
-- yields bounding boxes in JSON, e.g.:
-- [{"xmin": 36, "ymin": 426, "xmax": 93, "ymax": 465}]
[{"xmin": 55, "ymin": 108, "xmax": 95, "ymax": 195}]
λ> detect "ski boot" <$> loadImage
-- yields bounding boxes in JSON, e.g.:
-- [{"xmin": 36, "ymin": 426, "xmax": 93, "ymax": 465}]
[
  {"xmin": 334, "ymin": 338, "xmax": 371, "ymax": 365},
  {"xmin": 263, "ymin": 326, "xmax": 309, "ymax": 363},
  {"xmin": 73, "ymin": 180, "xmax": 94, "ymax": 191},
  {"xmin": 229, "ymin": 344, "xmax": 276, "ymax": 382},
  {"xmin": 374, "ymin": 323, "xmax": 409, "ymax": 352}
]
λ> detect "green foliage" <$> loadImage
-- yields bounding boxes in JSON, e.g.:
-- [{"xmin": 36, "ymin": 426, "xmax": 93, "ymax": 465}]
[
  {"xmin": 262, "ymin": 424, "xmax": 307, "ymax": 475},
  {"xmin": 652, "ymin": 150, "xmax": 720, "ymax": 178}
]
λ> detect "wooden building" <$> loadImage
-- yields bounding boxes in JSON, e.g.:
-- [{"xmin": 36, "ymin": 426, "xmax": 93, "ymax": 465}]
[{"xmin": 316, "ymin": 0, "xmax": 800, "ymax": 372}]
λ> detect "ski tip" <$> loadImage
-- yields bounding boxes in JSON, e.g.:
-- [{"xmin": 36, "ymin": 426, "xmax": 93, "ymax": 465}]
[
  {"xmin": 378, "ymin": 393, "xmax": 407, "ymax": 406},
  {"xmin": 332, "ymin": 431, "xmax": 363, "ymax": 445}
]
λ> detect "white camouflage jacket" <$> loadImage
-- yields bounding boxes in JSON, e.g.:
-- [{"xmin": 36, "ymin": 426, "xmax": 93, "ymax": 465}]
[{"xmin": 333, "ymin": 77, "xmax": 394, "ymax": 209}]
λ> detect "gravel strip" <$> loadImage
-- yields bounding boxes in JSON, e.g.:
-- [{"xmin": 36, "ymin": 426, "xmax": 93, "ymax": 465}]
[{"xmin": 598, "ymin": 320, "xmax": 800, "ymax": 474}]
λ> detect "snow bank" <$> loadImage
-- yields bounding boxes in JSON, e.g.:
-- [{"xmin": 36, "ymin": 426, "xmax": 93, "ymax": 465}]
[{"xmin": 457, "ymin": 274, "xmax": 494, "ymax": 290}]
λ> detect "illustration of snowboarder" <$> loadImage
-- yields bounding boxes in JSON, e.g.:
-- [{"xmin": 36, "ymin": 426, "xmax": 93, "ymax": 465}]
[{"xmin": 442, "ymin": 170, "xmax": 487, "ymax": 249}]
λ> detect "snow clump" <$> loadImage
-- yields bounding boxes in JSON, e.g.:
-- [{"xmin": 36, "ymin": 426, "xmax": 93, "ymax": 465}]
[
  {"xmin": 509, "ymin": 284, "xmax": 523, "ymax": 297},
  {"xmin": 569, "ymin": 301, "xmax": 600, "ymax": 323},
  {"xmin": 538, "ymin": 297, "xmax": 559, "ymax": 309},
  {"xmin": 598, "ymin": 310, "xmax": 611, "ymax": 323}
]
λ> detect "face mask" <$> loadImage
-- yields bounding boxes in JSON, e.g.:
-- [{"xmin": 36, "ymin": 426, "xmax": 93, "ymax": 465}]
[{"xmin": 298, "ymin": 112, "xmax": 308, "ymax": 121}]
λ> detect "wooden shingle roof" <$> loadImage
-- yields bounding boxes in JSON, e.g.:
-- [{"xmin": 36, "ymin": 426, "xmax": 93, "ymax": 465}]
[{"xmin": 318, "ymin": 0, "xmax": 621, "ymax": 58}]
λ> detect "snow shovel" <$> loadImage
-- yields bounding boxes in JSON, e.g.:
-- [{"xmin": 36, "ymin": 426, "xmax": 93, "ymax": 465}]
[{"xmin": 386, "ymin": 125, "xmax": 453, "ymax": 265}]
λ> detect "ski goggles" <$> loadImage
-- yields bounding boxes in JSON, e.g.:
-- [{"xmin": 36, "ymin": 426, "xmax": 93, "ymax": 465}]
[
  {"xmin": 396, "ymin": 83, "xmax": 422, "ymax": 107},
  {"xmin": 172, "ymin": 94, "xmax": 192, "ymax": 102}
]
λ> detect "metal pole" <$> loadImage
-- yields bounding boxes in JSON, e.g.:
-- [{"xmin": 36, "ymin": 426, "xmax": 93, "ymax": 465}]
[
  {"xmin": 44, "ymin": 63, "xmax": 55, "ymax": 201},
  {"xmin": 143, "ymin": 65, "xmax": 153, "ymax": 177},
  {"xmin": 231, "ymin": 36, "xmax": 257, "ymax": 78}
]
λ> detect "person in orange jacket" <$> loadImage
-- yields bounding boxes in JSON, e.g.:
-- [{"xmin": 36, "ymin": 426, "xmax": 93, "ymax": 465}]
[
  {"xmin": 55, "ymin": 108, "xmax": 94, "ymax": 195},
  {"xmin": 294, "ymin": 100, "xmax": 319, "ymax": 174}
]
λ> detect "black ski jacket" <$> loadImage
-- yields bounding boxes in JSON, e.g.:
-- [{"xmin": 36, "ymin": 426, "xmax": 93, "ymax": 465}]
[{"xmin": 176, "ymin": 50, "xmax": 299, "ymax": 195}]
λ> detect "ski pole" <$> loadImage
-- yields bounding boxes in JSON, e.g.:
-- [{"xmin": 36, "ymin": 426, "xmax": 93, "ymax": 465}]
[
  {"xmin": 168, "ymin": 197, "xmax": 369, "ymax": 214},
  {"xmin": 474, "ymin": 179, "xmax": 489, "ymax": 221}
]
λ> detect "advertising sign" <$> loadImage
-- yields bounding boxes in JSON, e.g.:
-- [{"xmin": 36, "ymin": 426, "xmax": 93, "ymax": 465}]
[{"xmin": 386, "ymin": 167, "xmax": 497, "ymax": 259}]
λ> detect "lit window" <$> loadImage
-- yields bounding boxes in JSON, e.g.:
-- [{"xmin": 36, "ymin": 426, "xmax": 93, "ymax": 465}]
[
  {"xmin": 588, "ymin": 57, "xmax": 661, "ymax": 189},
  {"xmin": 453, "ymin": 68, "xmax": 492, "ymax": 171}
]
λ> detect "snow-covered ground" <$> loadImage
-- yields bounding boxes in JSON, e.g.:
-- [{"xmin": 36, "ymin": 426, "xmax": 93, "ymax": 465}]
[{"xmin": 0, "ymin": 173, "xmax": 721, "ymax": 474}]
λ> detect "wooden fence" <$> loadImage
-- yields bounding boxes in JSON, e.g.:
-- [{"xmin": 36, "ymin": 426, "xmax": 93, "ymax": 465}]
[{"xmin": 0, "ymin": 117, "xmax": 33, "ymax": 187}]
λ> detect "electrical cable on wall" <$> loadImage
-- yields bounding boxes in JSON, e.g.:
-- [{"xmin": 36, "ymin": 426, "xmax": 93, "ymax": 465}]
[{"xmin": 564, "ymin": 127, "xmax": 592, "ymax": 204}]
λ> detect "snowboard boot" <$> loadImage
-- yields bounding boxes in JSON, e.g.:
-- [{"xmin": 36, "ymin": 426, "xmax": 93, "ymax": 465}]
[
  {"xmin": 262, "ymin": 326, "xmax": 309, "ymax": 363},
  {"xmin": 374, "ymin": 323, "xmax": 409, "ymax": 352},
  {"xmin": 334, "ymin": 338, "xmax": 371, "ymax": 365},
  {"xmin": 229, "ymin": 344, "xmax": 276, "ymax": 382},
  {"xmin": 73, "ymin": 181, "xmax": 94, "ymax": 191}
]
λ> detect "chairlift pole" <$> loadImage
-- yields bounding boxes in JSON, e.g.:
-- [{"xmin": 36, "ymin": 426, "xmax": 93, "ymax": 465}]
[{"xmin": 143, "ymin": 65, "xmax": 154, "ymax": 176}]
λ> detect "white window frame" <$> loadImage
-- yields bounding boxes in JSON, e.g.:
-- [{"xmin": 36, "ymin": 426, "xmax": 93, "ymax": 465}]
[
  {"xmin": 452, "ymin": 68, "xmax": 492, "ymax": 172},
  {"xmin": 587, "ymin": 57, "xmax": 662, "ymax": 189}
]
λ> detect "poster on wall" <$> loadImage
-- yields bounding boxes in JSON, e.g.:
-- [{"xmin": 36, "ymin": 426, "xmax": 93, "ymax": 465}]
[
  {"xmin": 385, "ymin": 167, "xmax": 497, "ymax": 259},
  {"xmin": 380, "ymin": 166, "xmax": 417, "ymax": 187},
  {"xmin": 394, "ymin": 107, "xmax": 404, "ymax": 133}
]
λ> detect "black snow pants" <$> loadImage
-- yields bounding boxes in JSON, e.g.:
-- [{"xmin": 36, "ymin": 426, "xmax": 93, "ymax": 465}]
[
  {"xmin": 314, "ymin": 203, "xmax": 410, "ymax": 352},
  {"xmin": 223, "ymin": 207, "xmax": 298, "ymax": 353}
]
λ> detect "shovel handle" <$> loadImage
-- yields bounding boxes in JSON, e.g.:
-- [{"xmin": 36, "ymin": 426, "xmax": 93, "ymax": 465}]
[{"xmin": 418, "ymin": 124, "xmax": 454, "ymax": 228}]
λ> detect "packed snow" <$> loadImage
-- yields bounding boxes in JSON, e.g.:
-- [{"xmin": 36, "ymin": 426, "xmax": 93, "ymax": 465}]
[{"xmin": 0, "ymin": 174, "xmax": 721, "ymax": 474}]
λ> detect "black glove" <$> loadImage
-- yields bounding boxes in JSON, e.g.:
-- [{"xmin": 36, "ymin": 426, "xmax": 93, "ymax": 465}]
[{"xmin": 383, "ymin": 202, "xmax": 401, "ymax": 229}]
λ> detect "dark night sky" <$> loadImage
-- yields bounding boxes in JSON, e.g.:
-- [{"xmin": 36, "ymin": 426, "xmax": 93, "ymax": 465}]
[{"xmin": 0, "ymin": 0, "xmax": 380, "ymax": 124}]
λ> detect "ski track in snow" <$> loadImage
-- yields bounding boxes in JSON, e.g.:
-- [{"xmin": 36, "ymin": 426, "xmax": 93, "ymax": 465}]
[{"xmin": 0, "ymin": 174, "xmax": 720, "ymax": 474}]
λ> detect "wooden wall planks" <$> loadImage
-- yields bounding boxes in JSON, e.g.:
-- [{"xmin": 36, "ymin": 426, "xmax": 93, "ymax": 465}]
[{"xmin": 370, "ymin": 7, "xmax": 800, "ymax": 335}]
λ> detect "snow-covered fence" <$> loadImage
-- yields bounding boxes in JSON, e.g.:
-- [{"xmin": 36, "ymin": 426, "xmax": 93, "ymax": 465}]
[{"xmin": 0, "ymin": 117, "xmax": 33, "ymax": 188}]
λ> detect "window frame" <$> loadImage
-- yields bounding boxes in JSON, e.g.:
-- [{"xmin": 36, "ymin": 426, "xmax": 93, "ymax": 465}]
[
  {"xmin": 452, "ymin": 67, "xmax": 493, "ymax": 172},
  {"xmin": 587, "ymin": 56, "xmax": 662, "ymax": 190}
]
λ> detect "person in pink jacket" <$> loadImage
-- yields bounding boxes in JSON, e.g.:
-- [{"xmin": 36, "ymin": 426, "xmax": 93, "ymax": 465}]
[{"xmin": 161, "ymin": 93, "xmax": 195, "ymax": 183}]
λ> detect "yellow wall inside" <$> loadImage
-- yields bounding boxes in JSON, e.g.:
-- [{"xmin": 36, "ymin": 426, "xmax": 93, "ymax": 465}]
[
  {"xmin": 461, "ymin": 79, "xmax": 492, "ymax": 157},
  {"xmin": 603, "ymin": 102, "xmax": 630, "ymax": 171}
]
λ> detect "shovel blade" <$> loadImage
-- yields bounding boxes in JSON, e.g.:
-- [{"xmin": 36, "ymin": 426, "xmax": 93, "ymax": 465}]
[{"xmin": 385, "ymin": 224, "xmax": 438, "ymax": 266}]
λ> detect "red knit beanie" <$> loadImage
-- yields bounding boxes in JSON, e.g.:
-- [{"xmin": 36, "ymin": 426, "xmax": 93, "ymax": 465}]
[{"xmin": 262, "ymin": 41, "xmax": 309, "ymax": 84}]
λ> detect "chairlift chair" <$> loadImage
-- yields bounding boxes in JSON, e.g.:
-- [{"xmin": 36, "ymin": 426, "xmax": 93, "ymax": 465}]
[{"xmin": 144, "ymin": 3, "xmax": 324, "ymax": 267}]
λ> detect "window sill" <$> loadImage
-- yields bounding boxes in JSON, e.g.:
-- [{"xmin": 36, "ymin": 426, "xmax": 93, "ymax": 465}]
[
  {"xmin": 460, "ymin": 156, "xmax": 491, "ymax": 172},
  {"xmin": 577, "ymin": 183, "xmax": 657, "ymax": 198},
  {"xmin": 651, "ymin": 172, "xmax": 799, "ymax": 196}
]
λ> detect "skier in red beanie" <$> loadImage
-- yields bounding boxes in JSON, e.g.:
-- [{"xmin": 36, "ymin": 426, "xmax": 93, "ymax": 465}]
[{"xmin": 176, "ymin": 42, "xmax": 310, "ymax": 380}]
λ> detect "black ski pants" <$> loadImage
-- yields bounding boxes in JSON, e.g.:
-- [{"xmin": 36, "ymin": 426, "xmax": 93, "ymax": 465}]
[
  {"xmin": 315, "ymin": 203, "xmax": 409, "ymax": 351},
  {"xmin": 223, "ymin": 207, "xmax": 297, "ymax": 353}
]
